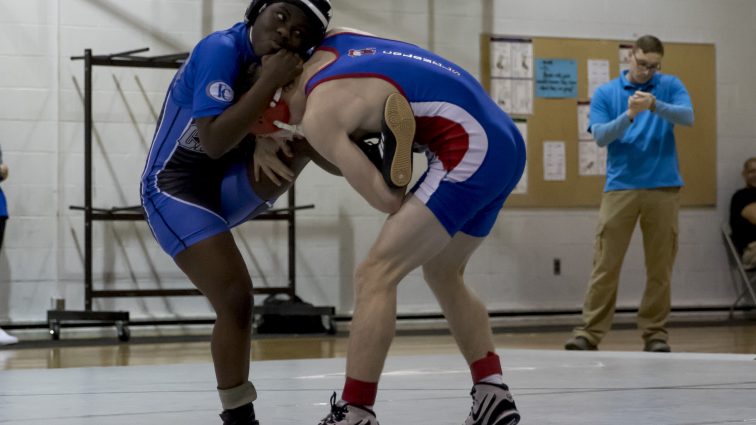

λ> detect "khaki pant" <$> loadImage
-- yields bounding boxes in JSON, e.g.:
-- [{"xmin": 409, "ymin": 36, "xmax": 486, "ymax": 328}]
[
  {"xmin": 574, "ymin": 188, "xmax": 680, "ymax": 345},
  {"xmin": 743, "ymin": 242, "xmax": 756, "ymax": 268}
]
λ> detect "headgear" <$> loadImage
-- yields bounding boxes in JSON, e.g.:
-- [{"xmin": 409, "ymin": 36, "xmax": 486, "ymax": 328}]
[{"xmin": 244, "ymin": 0, "xmax": 332, "ymax": 35}]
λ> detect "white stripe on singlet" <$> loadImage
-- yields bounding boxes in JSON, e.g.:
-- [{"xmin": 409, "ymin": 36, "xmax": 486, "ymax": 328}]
[{"xmin": 409, "ymin": 101, "xmax": 489, "ymax": 204}]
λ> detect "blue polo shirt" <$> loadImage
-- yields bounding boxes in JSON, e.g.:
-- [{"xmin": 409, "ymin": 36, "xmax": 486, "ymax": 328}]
[{"xmin": 589, "ymin": 71, "xmax": 693, "ymax": 192}]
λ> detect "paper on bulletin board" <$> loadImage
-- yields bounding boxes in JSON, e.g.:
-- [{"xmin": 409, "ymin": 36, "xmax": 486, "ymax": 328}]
[
  {"xmin": 511, "ymin": 121, "xmax": 528, "ymax": 194},
  {"xmin": 587, "ymin": 59, "xmax": 610, "ymax": 98},
  {"xmin": 535, "ymin": 59, "xmax": 578, "ymax": 98},
  {"xmin": 491, "ymin": 41, "xmax": 512, "ymax": 78},
  {"xmin": 490, "ymin": 40, "xmax": 533, "ymax": 79},
  {"xmin": 619, "ymin": 45, "xmax": 633, "ymax": 73},
  {"xmin": 491, "ymin": 78, "xmax": 533, "ymax": 115},
  {"xmin": 578, "ymin": 141, "xmax": 607, "ymax": 176},
  {"xmin": 543, "ymin": 141, "xmax": 566, "ymax": 181},
  {"xmin": 598, "ymin": 146, "xmax": 607, "ymax": 175},
  {"xmin": 577, "ymin": 101, "xmax": 592, "ymax": 140},
  {"xmin": 511, "ymin": 42, "xmax": 533, "ymax": 78}
]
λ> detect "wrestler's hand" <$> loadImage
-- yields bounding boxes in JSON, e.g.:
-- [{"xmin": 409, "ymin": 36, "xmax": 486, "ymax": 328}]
[
  {"xmin": 259, "ymin": 50, "xmax": 303, "ymax": 88},
  {"xmin": 253, "ymin": 136, "xmax": 294, "ymax": 185}
]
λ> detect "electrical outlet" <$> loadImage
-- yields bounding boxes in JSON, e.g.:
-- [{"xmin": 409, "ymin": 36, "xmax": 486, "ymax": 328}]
[{"xmin": 553, "ymin": 258, "xmax": 561, "ymax": 275}]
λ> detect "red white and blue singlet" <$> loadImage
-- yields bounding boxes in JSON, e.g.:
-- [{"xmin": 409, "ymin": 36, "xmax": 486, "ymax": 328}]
[{"xmin": 307, "ymin": 33, "xmax": 526, "ymax": 236}]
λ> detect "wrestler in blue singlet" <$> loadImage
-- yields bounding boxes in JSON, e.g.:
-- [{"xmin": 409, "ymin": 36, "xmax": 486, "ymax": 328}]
[
  {"xmin": 141, "ymin": 23, "xmax": 272, "ymax": 257},
  {"xmin": 306, "ymin": 32, "xmax": 526, "ymax": 236}
]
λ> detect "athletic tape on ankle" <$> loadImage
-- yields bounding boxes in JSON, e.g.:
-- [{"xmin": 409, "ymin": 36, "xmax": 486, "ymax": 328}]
[{"xmin": 218, "ymin": 381, "xmax": 257, "ymax": 410}]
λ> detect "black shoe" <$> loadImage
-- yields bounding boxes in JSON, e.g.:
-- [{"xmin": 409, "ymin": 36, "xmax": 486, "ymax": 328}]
[
  {"xmin": 355, "ymin": 135, "xmax": 384, "ymax": 171},
  {"xmin": 644, "ymin": 339, "xmax": 671, "ymax": 352},
  {"xmin": 465, "ymin": 383, "xmax": 520, "ymax": 425},
  {"xmin": 380, "ymin": 92, "xmax": 415, "ymax": 188},
  {"xmin": 564, "ymin": 336, "xmax": 598, "ymax": 351},
  {"xmin": 220, "ymin": 402, "xmax": 259, "ymax": 425}
]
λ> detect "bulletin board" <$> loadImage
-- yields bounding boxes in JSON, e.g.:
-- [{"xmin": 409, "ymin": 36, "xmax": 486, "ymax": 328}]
[{"xmin": 480, "ymin": 35, "xmax": 716, "ymax": 207}]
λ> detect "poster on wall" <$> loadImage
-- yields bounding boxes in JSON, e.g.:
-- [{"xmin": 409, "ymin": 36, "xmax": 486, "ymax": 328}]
[
  {"xmin": 490, "ymin": 38, "xmax": 533, "ymax": 78},
  {"xmin": 489, "ymin": 37, "xmax": 534, "ymax": 115},
  {"xmin": 578, "ymin": 141, "xmax": 607, "ymax": 176},
  {"xmin": 543, "ymin": 140, "xmax": 566, "ymax": 181},
  {"xmin": 491, "ymin": 78, "xmax": 533, "ymax": 115},
  {"xmin": 587, "ymin": 59, "xmax": 610, "ymax": 98},
  {"xmin": 577, "ymin": 101, "xmax": 592, "ymax": 141},
  {"xmin": 535, "ymin": 58, "xmax": 578, "ymax": 98},
  {"xmin": 577, "ymin": 101, "xmax": 606, "ymax": 176},
  {"xmin": 619, "ymin": 44, "xmax": 633, "ymax": 73}
]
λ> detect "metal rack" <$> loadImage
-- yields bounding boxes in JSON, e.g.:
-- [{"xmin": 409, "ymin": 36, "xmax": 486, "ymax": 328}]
[{"xmin": 48, "ymin": 48, "xmax": 334, "ymax": 340}]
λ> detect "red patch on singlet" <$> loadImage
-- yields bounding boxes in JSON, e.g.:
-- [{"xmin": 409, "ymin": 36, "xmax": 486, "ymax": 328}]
[{"xmin": 414, "ymin": 116, "xmax": 470, "ymax": 171}]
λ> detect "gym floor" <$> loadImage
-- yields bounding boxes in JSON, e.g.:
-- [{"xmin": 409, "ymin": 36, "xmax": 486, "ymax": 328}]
[{"xmin": 1, "ymin": 323, "xmax": 755, "ymax": 424}]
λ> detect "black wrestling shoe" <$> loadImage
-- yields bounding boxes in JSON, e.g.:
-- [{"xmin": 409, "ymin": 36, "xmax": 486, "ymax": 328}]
[
  {"xmin": 380, "ymin": 92, "xmax": 415, "ymax": 188},
  {"xmin": 465, "ymin": 383, "xmax": 520, "ymax": 425},
  {"xmin": 355, "ymin": 135, "xmax": 384, "ymax": 171},
  {"xmin": 220, "ymin": 402, "xmax": 260, "ymax": 425}
]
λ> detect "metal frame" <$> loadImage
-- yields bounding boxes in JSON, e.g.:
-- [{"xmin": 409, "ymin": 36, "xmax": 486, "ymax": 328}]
[
  {"xmin": 721, "ymin": 224, "xmax": 756, "ymax": 317},
  {"xmin": 48, "ymin": 48, "xmax": 333, "ymax": 340}
]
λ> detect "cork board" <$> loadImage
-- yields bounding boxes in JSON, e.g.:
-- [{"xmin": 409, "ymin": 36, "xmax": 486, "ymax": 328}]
[{"xmin": 481, "ymin": 35, "xmax": 716, "ymax": 207}]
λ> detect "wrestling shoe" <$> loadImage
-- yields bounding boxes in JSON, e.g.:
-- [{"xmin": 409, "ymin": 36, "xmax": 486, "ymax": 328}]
[
  {"xmin": 355, "ymin": 135, "xmax": 383, "ymax": 171},
  {"xmin": 465, "ymin": 383, "xmax": 520, "ymax": 425},
  {"xmin": 318, "ymin": 392, "xmax": 378, "ymax": 425},
  {"xmin": 380, "ymin": 92, "xmax": 415, "ymax": 188},
  {"xmin": 219, "ymin": 402, "xmax": 259, "ymax": 425}
]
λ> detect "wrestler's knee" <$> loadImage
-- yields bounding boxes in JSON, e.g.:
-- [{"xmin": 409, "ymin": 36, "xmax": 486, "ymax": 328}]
[
  {"xmin": 215, "ymin": 284, "xmax": 254, "ymax": 328},
  {"xmin": 422, "ymin": 263, "xmax": 463, "ymax": 288},
  {"xmin": 354, "ymin": 256, "xmax": 400, "ymax": 298}
]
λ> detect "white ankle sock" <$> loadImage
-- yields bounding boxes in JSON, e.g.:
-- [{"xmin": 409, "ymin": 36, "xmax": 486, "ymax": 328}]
[
  {"xmin": 341, "ymin": 399, "xmax": 373, "ymax": 410},
  {"xmin": 478, "ymin": 374, "xmax": 504, "ymax": 385},
  {"xmin": 218, "ymin": 381, "xmax": 257, "ymax": 410}
]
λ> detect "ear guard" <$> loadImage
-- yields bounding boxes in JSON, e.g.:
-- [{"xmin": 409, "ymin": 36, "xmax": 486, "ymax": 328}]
[{"xmin": 249, "ymin": 88, "xmax": 291, "ymax": 135}]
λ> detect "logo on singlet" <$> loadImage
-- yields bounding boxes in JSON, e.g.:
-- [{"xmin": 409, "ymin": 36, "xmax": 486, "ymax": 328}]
[
  {"xmin": 348, "ymin": 47, "xmax": 376, "ymax": 57},
  {"xmin": 177, "ymin": 123, "xmax": 205, "ymax": 153},
  {"xmin": 206, "ymin": 81, "xmax": 234, "ymax": 103}
]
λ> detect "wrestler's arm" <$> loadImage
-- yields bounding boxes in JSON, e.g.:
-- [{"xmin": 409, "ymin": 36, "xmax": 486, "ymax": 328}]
[
  {"xmin": 301, "ymin": 89, "xmax": 404, "ymax": 214},
  {"xmin": 302, "ymin": 139, "xmax": 342, "ymax": 176}
]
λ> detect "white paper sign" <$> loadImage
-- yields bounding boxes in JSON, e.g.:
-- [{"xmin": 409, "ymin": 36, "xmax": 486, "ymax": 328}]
[
  {"xmin": 543, "ymin": 141, "xmax": 566, "ymax": 181},
  {"xmin": 597, "ymin": 145, "xmax": 607, "ymax": 175},
  {"xmin": 619, "ymin": 46, "xmax": 633, "ymax": 73},
  {"xmin": 491, "ymin": 42, "xmax": 512, "ymax": 78},
  {"xmin": 491, "ymin": 79, "xmax": 533, "ymax": 115},
  {"xmin": 577, "ymin": 102, "xmax": 592, "ymax": 141},
  {"xmin": 578, "ymin": 141, "xmax": 607, "ymax": 176},
  {"xmin": 489, "ymin": 38, "xmax": 534, "ymax": 116},
  {"xmin": 579, "ymin": 141, "xmax": 598, "ymax": 176},
  {"xmin": 587, "ymin": 59, "xmax": 610, "ymax": 98},
  {"xmin": 511, "ymin": 42, "xmax": 534, "ymax": 79},
  {"xmin": 511, "ymin": 79, "xmax": 533, "ymax": 115}
]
